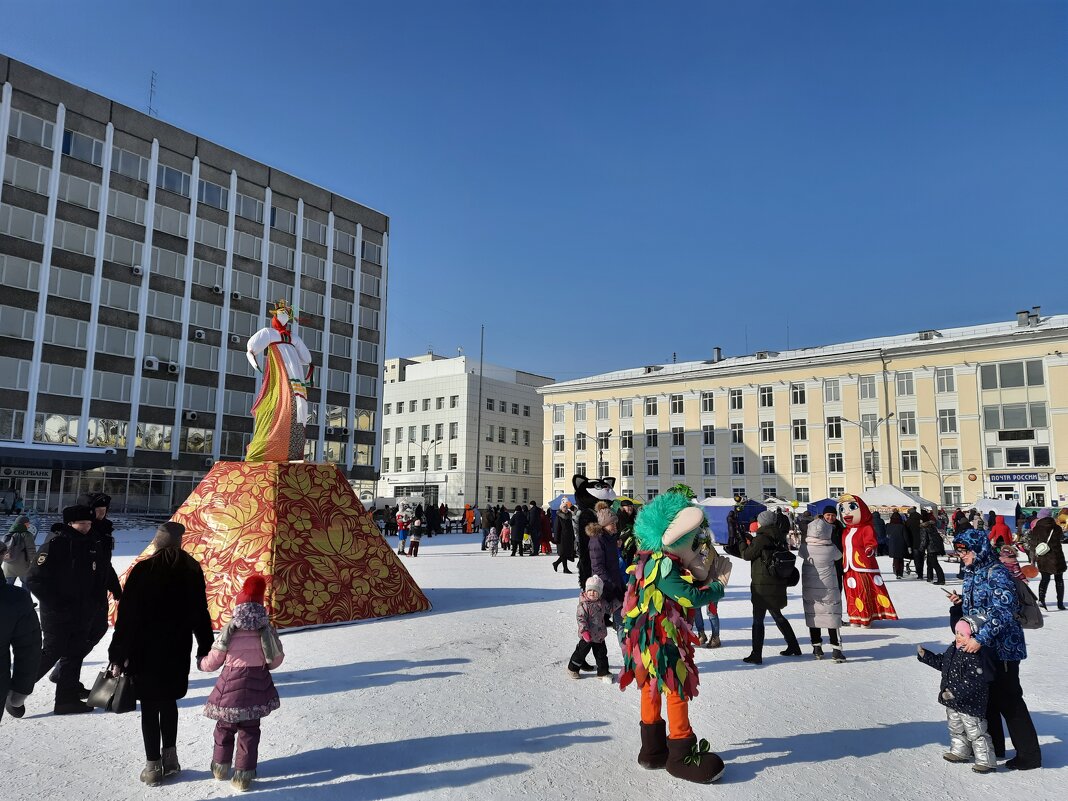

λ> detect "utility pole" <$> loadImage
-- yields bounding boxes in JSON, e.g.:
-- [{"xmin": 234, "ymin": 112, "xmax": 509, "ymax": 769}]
[{"xmin": 473, "ymin": 325, "xmax": 485, "ymax": 509}]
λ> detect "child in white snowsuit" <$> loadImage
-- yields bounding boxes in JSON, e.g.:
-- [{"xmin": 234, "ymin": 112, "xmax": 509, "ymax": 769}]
[
  {"xmin": 917, "ymin": 617, "xmax": 996, "ymax": 773},
  {"xmin": 199, "ymin": 575, "xmax": 285, "ymax": 792},
  {"xmin": 567, "ymin": 575, "xmax": 612, "ymax": 683},
  {"xmin": 487, "ymin": 527, "xmax": 500, "ymax": 556}
]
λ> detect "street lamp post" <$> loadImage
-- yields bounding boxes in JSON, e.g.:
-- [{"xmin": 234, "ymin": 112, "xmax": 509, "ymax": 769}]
[
  {"xmin": 597, "ymin": 428, "xmax": 613, "ymax": 478},
  {"xmin": 920, "ymin": 444, "xmax": 975, "ymax": 506},
  {"xmin": 841, "ymin": 413, "xmax": 894, "ymax": 487},
  {"xmin": 420, "ymin": 438, "xmax": 439, "ymax": 506}
]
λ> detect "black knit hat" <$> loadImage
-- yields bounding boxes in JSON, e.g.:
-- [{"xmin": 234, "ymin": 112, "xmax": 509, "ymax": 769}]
[
  {"xmin": 822, "ymin": 505, "xmax": 837, "ymax": 516},
  {"xmin": 63, "ymin": 505, "xmax": 94, "ymax": 524}
]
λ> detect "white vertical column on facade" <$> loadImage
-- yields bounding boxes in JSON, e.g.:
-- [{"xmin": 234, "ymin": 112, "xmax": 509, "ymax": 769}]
[
  {"xmin": 77, "ymin": 122, "xmax": 115, "ymax": 445},
  {"xmin": 251, "ymin": 187, "xmax": 272, "ymax": 420},
  {"xmin": 125, "ymin": 140, "xmax": 161, "ymax": 459},
  {"xmin": 292, "ymin": 199, "xmax": 306, "ymax": 454},
  {"xmin": 0, "ymin": 84, "xmax": 12, "ymax": 202},
  {"xmin": 0, "ymin": 84, "xmax": 16, "ymax": 437},
  {"xmin": 345, "ymin": 223, "xmax": 363, "ymax": 472},
  {"xmin": 373, "ymin": 230, "xmax": 389, "ymax": 475},
  {"xmin": 211, "ymin": 169, "xmax": 239, "ymax": 462},
  {"xmin": 317, "ymin": 212, "xmax": 335, "ymax": 464},
  {"xmin": 259, "ymin": 188, "xmax": 272, "ymax": 321},
  {"xmin": 22, "ymin": 103, "xmax": 66, "ymax": 446},
  {"xmin": 169, "ymin": 157, "xmax": 201, "ymax": 461},
  {"xmin": 292, "ymin": 199, "xmax": 304, "ymax": 332}
]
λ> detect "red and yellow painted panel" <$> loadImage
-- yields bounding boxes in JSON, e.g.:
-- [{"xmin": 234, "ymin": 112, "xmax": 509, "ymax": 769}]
[{"xmin": 115, "ymin": 461, "xmax": 430, "ymax": 629}]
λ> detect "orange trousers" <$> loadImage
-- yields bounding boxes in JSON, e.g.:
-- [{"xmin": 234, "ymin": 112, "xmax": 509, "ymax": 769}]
[{"xmin": 640, "ymin": 685, "xmax": 693, "ymax": 740}]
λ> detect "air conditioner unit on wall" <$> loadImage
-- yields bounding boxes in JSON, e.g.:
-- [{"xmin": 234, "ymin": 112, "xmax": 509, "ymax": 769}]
[
  {"xmin": 194, "ymin": 329, "xmax": 206, "ymax": 340},
  {"xmin": 230, "ymin": 334, "xmax": 241, "ymax": 345},
  {"xmin": 184, "ymin": 411, "xmax": 198, "ymax": 422},
  {"xmin": 131, "ymin": 265, "xmax": 144, "ymax": 276},
  {"xmin": 167, "ymin": 362, "xmax": 180, "ymax": 374},
  {"xmin": 326, "ymin": 427, "xmax": 336, "ymax": 435},
  {"xmin": 212, "ymin": 284, "xmax": 224, "ymax": 294},
  {"xmin": 231, "ymin": 291, "xmax": 241, "ymax": 301},
  {"xmin": 143, "ymin": 357, "xmax": 159, "ymax": 371},
  {"xmin": 203, "ymin": 457, "xmax": 214, "ymax": 467},
  {"xmin": 341, "ymin": 428, "xmax": 349, "ymax": 436}
]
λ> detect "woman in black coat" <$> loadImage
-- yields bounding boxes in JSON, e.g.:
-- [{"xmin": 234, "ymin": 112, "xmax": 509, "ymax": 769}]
[
  {"xmin": 109, "ymin": 522, "xmax": 214, "ymax": 785},
  {"xmin": 509, "ymin": 506, "xmax": 529, "ymax": 556},
  {"xmin": 920, "ymin": 510, "xmax": 945, "ymax": 584},
  {"xmin": 552, "ymin": 504, "xmax": 576, "ymax": 573},
  {"xmin": 741, "ymin": 511, "xmax": 801, "ymax": 664},
  {"xmin": 886, "ymin": 511, "xmax": 910, "ymax": 579}
]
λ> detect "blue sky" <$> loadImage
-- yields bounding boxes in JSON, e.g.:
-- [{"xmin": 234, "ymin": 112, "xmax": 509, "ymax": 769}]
[{"xmin": 2, "ymin": 1, "xmax": 1065, "ymax": 379}]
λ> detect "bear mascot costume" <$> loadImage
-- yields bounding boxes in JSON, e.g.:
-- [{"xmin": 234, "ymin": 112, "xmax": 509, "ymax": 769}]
[
  {"xmin": 619, "ymin": 491, "xmax": 733, "ymax": 783},
  {"xmin": 573, "ymin": 474, "xmax": 617, "ymax": 590}
]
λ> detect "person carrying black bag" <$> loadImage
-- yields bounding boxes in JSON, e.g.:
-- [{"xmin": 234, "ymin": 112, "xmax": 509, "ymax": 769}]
[
  {"xmin": 741, "ymin": 510, "xmax": 802, "ymax": 664},
  {"xmin": 108, "ymin": 522, "xmax": 214, "ymax": 786}
]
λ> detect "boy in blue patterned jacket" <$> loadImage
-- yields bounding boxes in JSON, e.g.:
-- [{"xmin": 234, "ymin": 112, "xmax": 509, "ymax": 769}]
[{"xmin": 947, "ymin": 529, "xmax": 1042, "ymax": 771}]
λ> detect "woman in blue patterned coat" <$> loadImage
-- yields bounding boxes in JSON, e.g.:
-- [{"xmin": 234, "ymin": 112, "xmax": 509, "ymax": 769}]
[{"xmin": 947, "ymin": 529, "xmax": 1041, "ymax": 770}]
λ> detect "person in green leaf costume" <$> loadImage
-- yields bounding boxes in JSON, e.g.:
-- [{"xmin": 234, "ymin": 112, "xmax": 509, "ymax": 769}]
[{"xmin": 619, "ymin": 491, "xmax": 732, "ymax": 783}]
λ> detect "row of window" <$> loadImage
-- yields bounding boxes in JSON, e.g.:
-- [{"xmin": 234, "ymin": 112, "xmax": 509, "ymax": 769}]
[
  {"xmin": 485, "ymin": 485, "xmax": 533, "ymax": 506},
  {"xmin": 385, "ymin": 397, "xmax": 460, "ymax": 414},
  {"xmin": 8, "ymin": 110, "xmax": 380, "ymax": 252},
  {"xmin": 552, "ymin": 363, "xmax": 1048, "ymax": 425},
  {"xmin": 384, "ymin": 422, "xmax": 460, "ymax": 444},
  {"xmin": 382, "ymin": 452, "xmax": 460, "ymax": 473}
]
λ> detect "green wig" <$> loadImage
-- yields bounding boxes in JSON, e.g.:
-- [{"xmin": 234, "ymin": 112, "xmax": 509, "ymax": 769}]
[{"xmin": 634, "ymin": 491, "xmax": 695, "ymax": 552}]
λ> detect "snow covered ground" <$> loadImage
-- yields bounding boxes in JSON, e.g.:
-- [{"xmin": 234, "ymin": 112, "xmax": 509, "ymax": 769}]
[{"xmin": 4, "ymin": 526, "xmax": 1066, "ymax": 799}]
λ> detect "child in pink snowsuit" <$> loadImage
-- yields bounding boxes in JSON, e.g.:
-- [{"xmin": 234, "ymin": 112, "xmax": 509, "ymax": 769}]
[{"xmin": 199, "ymin": 575, "xmax": 285, "ymax": 792}]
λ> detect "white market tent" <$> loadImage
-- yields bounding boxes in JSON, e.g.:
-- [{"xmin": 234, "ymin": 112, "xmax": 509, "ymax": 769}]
[
  {"xmin": 862, "ymin": 483, "xmax": 939, "ymax": 510},
  {"xmin": 974, "ymin": 497, "xmax": 1020, "ymax": 520},
  {"xmin": 762, "ymin": 496, "xmax": 797, "ymax": 510},
  {"xmin": 696, "ymin": 496, "xmax": 738, "ymax": 507}
]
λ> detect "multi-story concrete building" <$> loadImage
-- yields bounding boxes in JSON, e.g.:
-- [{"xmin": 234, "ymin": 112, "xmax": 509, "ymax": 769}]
[
  {"xmin": 380, "ymin": 354, "xmax": 551, "ymax": 509},
  {"xmin": 0, "ymin": 55, "xmax": 388, "ymax": 513},
  {"xmin": 540, "ymin": 310, "xmax": 1068, "ymax": 510}
]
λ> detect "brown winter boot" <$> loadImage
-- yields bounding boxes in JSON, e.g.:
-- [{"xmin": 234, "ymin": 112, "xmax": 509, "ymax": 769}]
[
  {"xmin": 666, "ymin": 736, "xmax": 725, "ymax": 784},
  {"xmin": 161, "ymin": 746, "xmax": 181, "ymax": 777},
  {"xmin": 638, "ymin": 721, "xmax": 668, "ymax": 770}
]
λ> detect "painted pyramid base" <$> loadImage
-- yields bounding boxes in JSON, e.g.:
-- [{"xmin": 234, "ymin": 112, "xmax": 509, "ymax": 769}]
[{"xmin": 119, "ymin": 461, "xmax": 431, "ymax": 630}]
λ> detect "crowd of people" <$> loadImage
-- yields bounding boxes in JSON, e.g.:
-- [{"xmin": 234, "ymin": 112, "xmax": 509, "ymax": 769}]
[{"xmin": 3, "ymin": 491, "xmax": 1065, "ymax": 786}]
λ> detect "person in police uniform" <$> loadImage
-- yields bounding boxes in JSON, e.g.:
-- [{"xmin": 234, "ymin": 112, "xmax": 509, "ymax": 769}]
[
  {"xmin": 24, "ymin": 504, "xmax": 100, "ymax": 715},
  {"xmin": 48, "ymin": 493, "xmax": 122, "ymax": 696}
]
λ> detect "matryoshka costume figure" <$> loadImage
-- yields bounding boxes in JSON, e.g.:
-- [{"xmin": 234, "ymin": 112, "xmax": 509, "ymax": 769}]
[
  {"xmin": 837, "ymin": 494, "xmax": 898, "ymax": 626},
  {"xmin": 245, "ymin": 300, "xmax": 314, "ymax": 462},
  {"xmin": 619, "ymin": 492, "xmax": 731, "ymax": 783}
]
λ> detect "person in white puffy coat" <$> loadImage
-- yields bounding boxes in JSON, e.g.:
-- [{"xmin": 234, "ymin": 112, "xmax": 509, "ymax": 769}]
[{"xmin": 800, "ymin": 516, "xmax": 845, "ymax": 661}]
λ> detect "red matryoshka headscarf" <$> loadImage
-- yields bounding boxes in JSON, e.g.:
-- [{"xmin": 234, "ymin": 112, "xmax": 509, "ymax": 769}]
[{"xmin": 837, "ymin": 494, "xmax": 873, "ymax": 527}]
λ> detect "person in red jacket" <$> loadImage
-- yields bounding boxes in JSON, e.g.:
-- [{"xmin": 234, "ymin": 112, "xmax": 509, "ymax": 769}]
[{"xmin": 989, "ymin": 515, "xmax": 1014, "ymax": 549}]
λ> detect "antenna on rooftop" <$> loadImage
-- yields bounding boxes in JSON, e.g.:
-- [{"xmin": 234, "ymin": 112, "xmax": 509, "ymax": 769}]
[{"xmin": 147, "ymin": 71, "xmax": 159, "ymax": 118}]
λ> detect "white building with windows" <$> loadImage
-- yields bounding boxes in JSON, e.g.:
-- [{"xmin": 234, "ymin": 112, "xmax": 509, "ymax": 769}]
[
  {"xmin": 539, "ymin": 311, "xmax": 1068, "ymax": 510},
  {"xmin": 380, "ymin": 354, "xmax": 551, "ymax": 510},
  {"xmin": 0, "ymin": 54, "xmax": 387, "ymax": 513}
]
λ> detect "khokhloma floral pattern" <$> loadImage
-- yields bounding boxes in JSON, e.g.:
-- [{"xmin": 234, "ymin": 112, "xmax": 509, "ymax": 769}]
[{"xmin": 115, "ymin": 461, "xmax": 431, "ymax": 629}]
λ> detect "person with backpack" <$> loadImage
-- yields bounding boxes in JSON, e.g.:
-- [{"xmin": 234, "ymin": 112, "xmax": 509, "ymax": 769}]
[
  {"xmin": 741, "ymin": 510, "xmax": 801, "ymax": 665},
  {"xmin": 2, "ymin": 516, "xmax": 37, "ymax": 586},
  {"xmin": 947, "ymin": 530, "xmax": 1042, "ymax": 771}
]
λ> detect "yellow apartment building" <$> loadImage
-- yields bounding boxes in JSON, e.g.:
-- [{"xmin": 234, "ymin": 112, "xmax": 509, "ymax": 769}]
[{"xmin": 539, "ymin": 309, "xmax": 1068, "ymax": 510}]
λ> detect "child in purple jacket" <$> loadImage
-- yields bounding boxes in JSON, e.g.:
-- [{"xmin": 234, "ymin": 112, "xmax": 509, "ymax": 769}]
[{"xmin": 199, "ymin": 575, "xmax": 285, "ymax": 792}]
